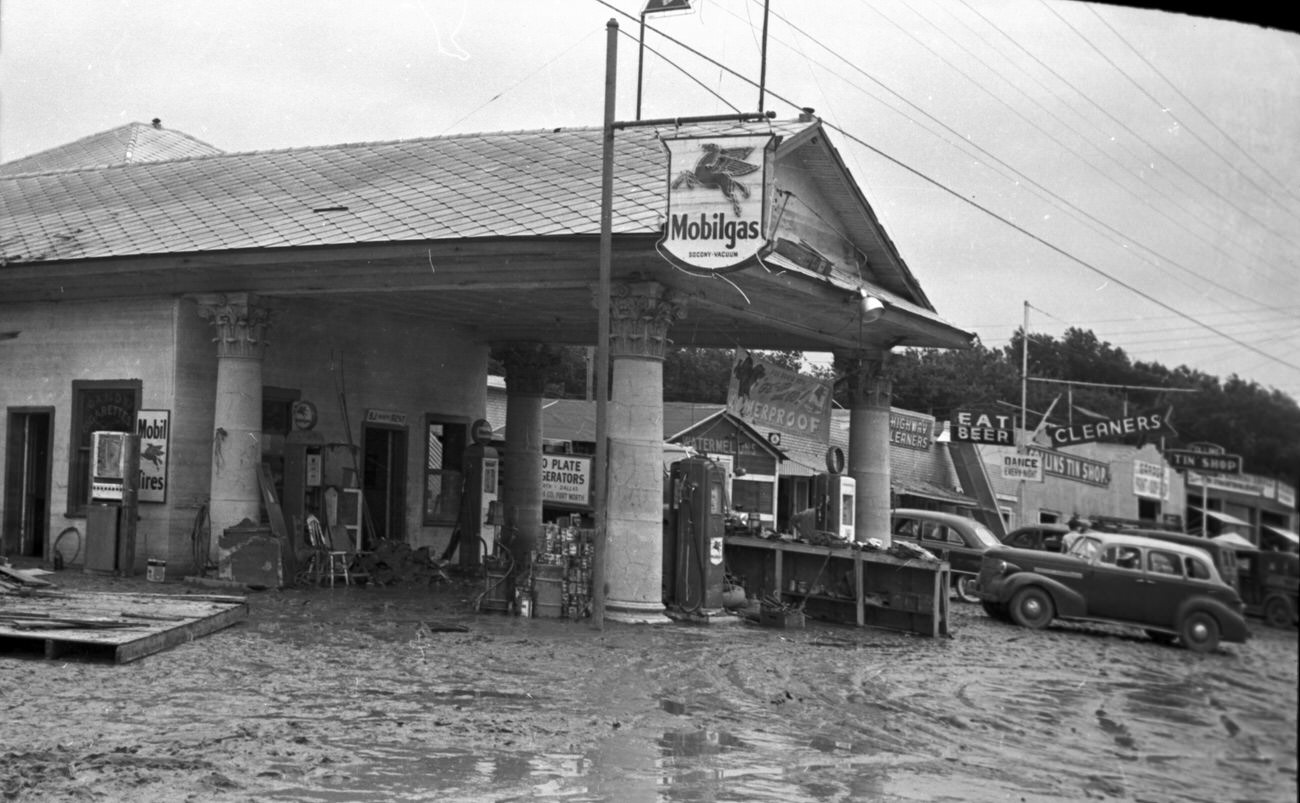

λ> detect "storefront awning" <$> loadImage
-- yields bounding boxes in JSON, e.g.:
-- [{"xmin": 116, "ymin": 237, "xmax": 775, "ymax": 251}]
[
  {"xmin": 1189, "ymin": 506, "xmax": 1251, "ymax": 528},
  {"xmin": 893, "ymin": 480, "xmax": 977, "ymax": 508},
  {"xmin": 1211, "ymin": 532, "xmax": 1257, "ymax": 551},
  {"xmin": 1264, "ymin": 524, "xmax": 1300, "ymax": 545}
]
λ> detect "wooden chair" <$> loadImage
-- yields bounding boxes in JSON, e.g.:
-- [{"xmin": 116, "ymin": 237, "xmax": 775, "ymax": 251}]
[{"xmin": 306, "ymin": 514, "xmax": 350, "ymax": 587}]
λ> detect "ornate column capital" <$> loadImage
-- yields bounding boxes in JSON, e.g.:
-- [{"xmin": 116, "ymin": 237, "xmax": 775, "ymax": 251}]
[
  {"xmin": 196, "ymin": 293, "xmax": 272, "ymax": 360},
  {"xmin": 495, "ymin": 343, "xmax": 565, "ymax": 396},
  {"xmin": 833, "ymin": 349, "xmax": 891, "ymax": 408},
  {"xmin": 599, "ymin": 281, "xmax": 685, "ymax": 360}
]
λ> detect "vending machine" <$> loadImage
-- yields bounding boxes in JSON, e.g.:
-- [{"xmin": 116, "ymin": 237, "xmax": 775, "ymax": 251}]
[
  {"xmin": 812, "ymin": 472, "xmax": 857, "ymax": 541},
  {"xmin": 665, "ymin": 457, "xmax": 727, "ymax": 612},
  {"xmin": 86, "ymin": 431, "xmax": 140, "ymax": 573}
]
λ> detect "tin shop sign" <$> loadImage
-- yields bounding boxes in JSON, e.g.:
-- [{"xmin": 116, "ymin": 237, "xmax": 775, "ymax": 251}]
[
  {"xmin": 659, "ymin": 134, "xmax": 775, "ymax": 273},
  {"xmin": 136, "ymin": 409, "xmax": 170, "ymax": 503}
]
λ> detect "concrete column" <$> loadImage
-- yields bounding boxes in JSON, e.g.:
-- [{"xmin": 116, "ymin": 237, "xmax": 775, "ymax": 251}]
[
  {"xmin": 498, "ymin": 344, "xmax": 561, "ymax": 567},
  {"xmin": 197, "ymin": 293, "xmax": 272, "ymax": 566},
  {"xmin": 837, "ymin": 350, "xmax": 893, "ymax": 546},
  {"xmin": 603, "ymin": 281, "xmax": 683, "ymax": 624}
]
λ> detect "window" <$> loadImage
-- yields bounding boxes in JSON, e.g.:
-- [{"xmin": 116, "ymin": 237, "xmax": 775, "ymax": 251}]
[
  {"xmin": 423, "ymin": 416, "xmax": 468, "ymax": 525},
  {"xmin": 1184, "ymin": 556, "xmax": 1212, "ymax": 580},
  {"xmin": 66, "ymin": 380, "xmax": 141, "ymax": 516},
  {"xmin": 1148, "ymin": 550, "xmax": 1182, "ymax": 576}
]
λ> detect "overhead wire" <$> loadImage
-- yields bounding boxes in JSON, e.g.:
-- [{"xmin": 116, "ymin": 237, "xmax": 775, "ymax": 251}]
[
  {"xmin": 714, "ymin": 0, "xmax": 1300, "ymax": 315},
  {"xmin": 1043, "ymin": 0, "xmax": 1300, "ymax": 247},
  {"xmin": 914, "ymin": 0, "xmax": 1300, "ymax": 291},
  {"xmin": 1086, "ymin": 4, "xmax": 1300, "ymax": 215}
]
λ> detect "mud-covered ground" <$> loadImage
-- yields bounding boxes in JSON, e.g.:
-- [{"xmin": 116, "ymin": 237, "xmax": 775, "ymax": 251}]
[{"xmin": 1, "ymin": 567, "xmax": 1295, "ymax": 803}]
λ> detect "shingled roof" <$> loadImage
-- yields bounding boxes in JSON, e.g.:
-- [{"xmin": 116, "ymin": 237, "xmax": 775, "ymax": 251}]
[{"xmin": 0, "ymin": 120, "xmax": 222, "ymax": 176}]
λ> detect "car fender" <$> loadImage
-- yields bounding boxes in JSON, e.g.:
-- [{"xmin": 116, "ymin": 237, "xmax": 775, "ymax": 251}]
[
  {"xmin": 1001, "ymin": 572, "xmax": 1088, "ymax": 618},
  {"xmin": 1176, "ymin": 597, "xmax": 1250, "ymax": 642}
]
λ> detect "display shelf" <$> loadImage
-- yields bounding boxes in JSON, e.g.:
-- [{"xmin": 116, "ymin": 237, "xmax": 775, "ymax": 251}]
[{"xmin": 725, "ymin": 535, "xmax": 949, "ymax": 637}]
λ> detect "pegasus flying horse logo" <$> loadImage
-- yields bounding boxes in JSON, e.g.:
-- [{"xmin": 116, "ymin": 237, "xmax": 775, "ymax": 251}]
[
  {"xmin": 671, "ymin": 142, "xmax": 761, "ymax": 216},
  {"xmin": 141, "ymin": 442, "xmax": 166, "ymax": 470}
]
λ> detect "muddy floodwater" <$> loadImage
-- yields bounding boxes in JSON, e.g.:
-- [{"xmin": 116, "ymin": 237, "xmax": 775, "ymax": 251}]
[{"xmin": 2, "ymin": 570, "xmax": 1296, "ymax": 802}]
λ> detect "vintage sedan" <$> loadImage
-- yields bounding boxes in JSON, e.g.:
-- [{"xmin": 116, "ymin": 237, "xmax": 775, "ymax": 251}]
[
  {"xmin": 891, "ymin": 509, "xmax": 1002, "ymax": 603},
  {"xmin": 975, "ymin": 531, "xmax": 1249, "ymax": 652},
  {"xmin": 1001, "ymin": 523, "xmax": 1074, "ymax": 553}
]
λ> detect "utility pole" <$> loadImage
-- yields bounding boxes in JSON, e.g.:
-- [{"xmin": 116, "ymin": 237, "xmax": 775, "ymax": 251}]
[{"xmin": 591, "ymin": 18, "xmax": 618, "ymax": 629}]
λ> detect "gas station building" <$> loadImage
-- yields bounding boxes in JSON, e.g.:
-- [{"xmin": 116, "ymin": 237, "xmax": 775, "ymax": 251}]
[{"xmin": 0, "ymin": 115, "xmax": 973, "ymax": 622}]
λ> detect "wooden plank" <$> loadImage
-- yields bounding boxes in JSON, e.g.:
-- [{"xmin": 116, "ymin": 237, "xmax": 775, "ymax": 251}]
[
  {"xmin": 258, "ymin": 461, "xmax": 296, "ymax": 580},
  {"xmin": 0, "ymin": 589, "xmax": 247, "ymax": 663},
  {"xmin": 115, "ymin": 602, "xmax": 247, "ymax": 664}
]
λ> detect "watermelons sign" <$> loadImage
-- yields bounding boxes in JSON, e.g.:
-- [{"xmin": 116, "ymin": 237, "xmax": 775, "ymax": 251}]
[{"xmin": 659, "ymin": 134, "xmax": 775, "ymax": 273}]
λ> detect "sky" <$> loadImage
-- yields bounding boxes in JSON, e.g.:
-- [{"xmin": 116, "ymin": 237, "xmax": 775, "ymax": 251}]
[{"xmin": 2, "ymin": 0, "xmax": 1298, "ymax": 402}]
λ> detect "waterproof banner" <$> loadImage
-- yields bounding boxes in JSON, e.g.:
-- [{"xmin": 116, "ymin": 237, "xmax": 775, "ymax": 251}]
[
  {"xmin": 726, "ymin": 347, "xmax": 832, "ymax": 443},
  {"xmin": 659, "ymin": 134, "xmax": 775, "ymax": 273}
]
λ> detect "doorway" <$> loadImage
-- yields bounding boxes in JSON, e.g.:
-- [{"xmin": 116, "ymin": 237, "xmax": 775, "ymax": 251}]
[
  {"xmin": 4, "ymin": 409, "xmax": 54, "ymax": 559},
  {"xmin": 362, "ymin": 423, "xmax": 407, "ymax": 545}
]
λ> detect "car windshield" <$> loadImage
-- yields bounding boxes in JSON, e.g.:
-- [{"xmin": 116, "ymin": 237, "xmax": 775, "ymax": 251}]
[{"xmin": 968, "ymin": 522, "xmax": 1002, "ymax": 548}]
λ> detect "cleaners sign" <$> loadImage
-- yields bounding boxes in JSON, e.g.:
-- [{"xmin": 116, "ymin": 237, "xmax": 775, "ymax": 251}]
[
  {"xmin": 1043, "ymin": 407, "xmax": 1174, "ymax": 447},
  {"xmin": 660, "ymin": 134, "xmax": 775, "ymax": 273}
]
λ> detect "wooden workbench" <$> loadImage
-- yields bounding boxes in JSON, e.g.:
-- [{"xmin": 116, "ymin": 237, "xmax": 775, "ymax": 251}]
[{"xmin": 725, "ymin": 535, "xmax": 950, "ymax": 637}]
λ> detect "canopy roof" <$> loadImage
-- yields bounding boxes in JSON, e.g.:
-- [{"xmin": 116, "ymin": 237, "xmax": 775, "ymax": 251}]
[{"xmin": 1, "ymin": 118, "xmax": 973, "ymax": 353}]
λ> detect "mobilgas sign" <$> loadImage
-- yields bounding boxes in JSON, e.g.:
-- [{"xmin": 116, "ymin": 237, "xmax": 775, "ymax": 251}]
[
  {"xmin": 1043, "ymin": 407, "xmax": 1174, "ymax": 447},
  {"xmin": 1165, "ymin": 449, "xmax": 1242, "ymax": 474},
  {"xmin": 660, "ymin": 134, "xmax": 775, "ymax": 273}
]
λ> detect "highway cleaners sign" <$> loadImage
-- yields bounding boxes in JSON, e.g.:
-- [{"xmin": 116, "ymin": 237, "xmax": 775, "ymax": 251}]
[{"xmin": 660, "ymin": 134, "xmax": 775, "ymax": 273}]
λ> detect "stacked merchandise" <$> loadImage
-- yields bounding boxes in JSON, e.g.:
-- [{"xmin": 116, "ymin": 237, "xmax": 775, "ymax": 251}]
[{"xmin": 532, "ymin": 523, "xmax": 595, "ymax": 619}]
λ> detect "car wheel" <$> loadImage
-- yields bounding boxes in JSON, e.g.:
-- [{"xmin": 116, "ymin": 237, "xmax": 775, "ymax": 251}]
[
  {"xmin": 981, "ymin": 600, "xmax": 1011, "ymax": 622},
  {"xmin": 1145, "ymin": 629, "xmax": 1176, "ymax": 646},
  {"xmin": 1264, "ymin": 596, "xmax": 1294, "ymax": 628},
  {"xmin": 1009, "ymin": 587, "xmax": 1054, "ymax": 629},
  {"xmin": 1179, "ymin": 610, "xmax": 1221, "ymax": 653},
  {"xmin": 954, "ymin": 575, "xmax": 980, "ymax": 603}
]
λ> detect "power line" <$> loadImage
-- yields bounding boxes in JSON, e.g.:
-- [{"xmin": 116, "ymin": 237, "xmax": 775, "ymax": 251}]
[
  {"xmin": 1087, "ymin": 4, "xmax": 1300, "ymax": 214},
  {"xmin": 1038, "ymin": 0, "xmax": 1300, "ymax": 250},
  {"xmin": 744, "ymin": 1, "xmax": 1299, "ymax": 311}
]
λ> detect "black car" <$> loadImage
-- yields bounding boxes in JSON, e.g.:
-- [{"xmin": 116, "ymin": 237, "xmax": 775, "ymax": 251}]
[
  {"xmin": 1001, "ymin": 523, "xmax": 1074, "ymax": 553},
  {"xmin": 891, "ymin": 509, "xmax": 1002, "ymax": 602},
  {"xmin": 975, "ymin": 530, "xmax": 1250, "ymax": 652}
]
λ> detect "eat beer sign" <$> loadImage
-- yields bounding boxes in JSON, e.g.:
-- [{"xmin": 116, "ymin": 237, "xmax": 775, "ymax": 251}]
[{"xmin": 951, "ymin": 410, "xmax": 1015, "ymax": 445}]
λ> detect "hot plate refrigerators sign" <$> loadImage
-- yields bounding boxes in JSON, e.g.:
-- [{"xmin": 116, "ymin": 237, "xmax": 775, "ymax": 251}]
[{"xmin": 659, "ymin": 134, "xmax": 775, "ymax": 272}]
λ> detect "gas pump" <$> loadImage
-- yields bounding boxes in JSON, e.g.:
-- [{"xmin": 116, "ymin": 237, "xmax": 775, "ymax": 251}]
[
  {"xmin": 665, "ymin": 457, "xmax": 727, "ymax": 612},
  {"xmin": 459, "ymin": 419, "xmax": 500, "ymax": 568},
  {"xmin": 812, "ymin": 471, "xmax": 857, "ymax": 541}
]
